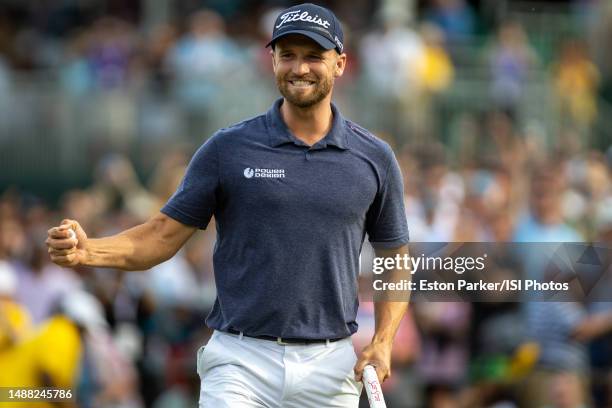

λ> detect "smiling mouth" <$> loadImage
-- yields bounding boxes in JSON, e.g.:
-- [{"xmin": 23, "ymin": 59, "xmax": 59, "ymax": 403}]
[{"xmin": 288, "ymin": 80, "xmax": 315, "ymax": 88}]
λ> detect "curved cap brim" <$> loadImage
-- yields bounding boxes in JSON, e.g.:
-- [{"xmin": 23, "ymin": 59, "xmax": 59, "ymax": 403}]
[{"xmin": 266, "ymin": 30, "xmax": 337, "ymax": 51}]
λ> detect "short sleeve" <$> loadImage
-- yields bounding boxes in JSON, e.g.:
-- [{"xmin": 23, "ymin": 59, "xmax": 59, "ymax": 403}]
[
  {"xmin": 161, "ymin": 137, "xmax": 219, "ymax": 229},
  {"xmin": 366, "ymin": 151, "xmax": 410, "ymax": 248}
]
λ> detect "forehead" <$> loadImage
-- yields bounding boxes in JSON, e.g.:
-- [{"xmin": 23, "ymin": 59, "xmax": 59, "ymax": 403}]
[{"xmin": 274, "ymin": 34, "xmax": 329, "ymax": 53}]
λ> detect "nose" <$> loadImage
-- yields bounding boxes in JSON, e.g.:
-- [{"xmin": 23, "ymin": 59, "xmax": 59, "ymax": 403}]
[{"xmin": 292, "ymin": 58, "xmax": 310, "ymax": 76}]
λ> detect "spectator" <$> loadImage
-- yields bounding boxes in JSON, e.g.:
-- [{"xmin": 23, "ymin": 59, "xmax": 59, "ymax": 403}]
[
  {"xmin": 359, "ymin": 11, "xmax": 425, "ymax": 143},
  {"xmin": 514, "ymin": 163, "xmax": 582, "ymax": 245},
  {"xmin": 415, "ymin": 23, "xmax": 455, "ymax": 137},
  {"xmin": 488, "ymin": 20, "xmax": 538, "ymax": 120},
  {"xmin": 165, "ymin": 9, "xmax": 244, "ymax": 135},
  {"xmin": 0, "ymin": 289, "xmax": 143, "ymax": 408},
  {"xmin": 405, "ymin": 144, "xmax": 464, "ymax": 242},
  {"xmin": 0, "ymin": 260, "xmax": 32, "ymax": 350},
  {"xmin": 553, "ymin": 38, "xmax": 600, "ymax": 139},
  {"xmin": 0, "ymin": 291, "xmax": 94, "ymax": 405},
  {"xmin": 89, "ymin": 154, "xmax": 157, "ymax": 222},
  {"xmin": 60, "ymin": 30, "xmax": 94, "ymax": 96},
  {"xmin": 14, "ymin": 245, "xmax": 82, "ymax": 324},
  {"xmin": 522, "ymin": 301, "xmax": 612, "ymax": 408},
  {"xmin": 424, "ymin": 0, "xmax": 476, "ymax": 45},
  {"xmin": 142, "ymin": 23, "xmax": 178, "ymax": 91},
  {"xmin": 86, "ymin": 18, "xmax": 138, "ymax": 91},
  {"xmin": 418, "ymin": 23, "xmax": 454, "ymax": 94},
  {"xmin": 414, "ymin": 302, "xmax": 472, "ymax": 407}
]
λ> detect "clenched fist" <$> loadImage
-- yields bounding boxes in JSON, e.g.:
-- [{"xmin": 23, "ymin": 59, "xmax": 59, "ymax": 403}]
[{"xmin": 46, "ymin": 219, "xmax": 88, "ymax": 267}]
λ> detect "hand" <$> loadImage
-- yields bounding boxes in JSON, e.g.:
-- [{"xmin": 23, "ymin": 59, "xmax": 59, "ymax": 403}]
[
  {"xmin": 354, "ymin": 340, "xmax": 392, "ymax": 383},
  {"xmin": 46, "ymin": 219, "xmax": 88, "ymax": 267}
]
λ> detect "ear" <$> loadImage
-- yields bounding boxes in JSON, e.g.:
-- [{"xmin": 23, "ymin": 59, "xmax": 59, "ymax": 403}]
[{"xmin": 334, "ymin": 53, "xmax": 347, "ymax": 78}]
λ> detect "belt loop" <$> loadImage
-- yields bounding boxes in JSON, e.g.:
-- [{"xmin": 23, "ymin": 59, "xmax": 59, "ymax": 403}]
[
  {"xmin": 239, "ymin": 331, "xmax": 244, "ymax": 340},
  {"xmin": 326, "ymin": 339, "xmax": 331, "ymax": 347}
]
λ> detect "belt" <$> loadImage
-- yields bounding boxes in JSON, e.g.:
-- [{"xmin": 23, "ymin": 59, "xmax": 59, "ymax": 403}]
[{"xmin": 226, "ymin": 328, "xmax": 345, "ymax": 345}]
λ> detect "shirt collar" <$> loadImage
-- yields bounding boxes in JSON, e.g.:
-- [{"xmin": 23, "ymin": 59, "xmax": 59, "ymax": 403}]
[{"xmin": 266, "ymin": 98, "xmax": 349, "ymax": 150}]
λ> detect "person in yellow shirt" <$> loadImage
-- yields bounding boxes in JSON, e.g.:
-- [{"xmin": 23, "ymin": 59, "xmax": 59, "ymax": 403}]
[
  {"xmin": 0, "ymin": 291, "xmax": 107, "ymax": 408},
  {"xmin": 411, "ymin": 23, "xmax": 454, "ymax": 140},
  {"xmin": 418, "ymin": 23, "xmax": 454, "ymax": 94},
  {"xmin": 554, "ymin": 38, "xmax": 600, "ymax": 137}
]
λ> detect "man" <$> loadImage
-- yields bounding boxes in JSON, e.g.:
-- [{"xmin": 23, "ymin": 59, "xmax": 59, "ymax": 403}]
[{"xmin": 47, "ymin": 3, "xmax": 410, "ymax": 406}]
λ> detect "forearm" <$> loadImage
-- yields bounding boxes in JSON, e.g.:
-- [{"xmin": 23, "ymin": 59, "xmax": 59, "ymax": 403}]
[
  {"xmin": 83, "ymin": 231, "xmax": 150, "ymax": 271},
  {"xmin": 573, "ymin": 312, "xmax": 612, "ymax": 342},
  {"xmin": 372, "ymin": 301, "xmax": 409, "ymax": 345},
  {"xmin": 372, "ymin": 244, "xmax": 410, "ymax": 345},
  {"xmin": 354, "ymin": 244, "xmax": 411, "ymax": 381},
  {"xmin": 83, "ymin": 215, "xmax": 188, "ymax": 271}
]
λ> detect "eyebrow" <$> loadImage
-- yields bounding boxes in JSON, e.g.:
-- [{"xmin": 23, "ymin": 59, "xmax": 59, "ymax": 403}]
[
  {"xmin": 275, "ymin": 39, "xmax": 327, "ymax": 52},
  {"xmin": 276, "ymin": 45, "xmax": 329, "ymax": 56}
]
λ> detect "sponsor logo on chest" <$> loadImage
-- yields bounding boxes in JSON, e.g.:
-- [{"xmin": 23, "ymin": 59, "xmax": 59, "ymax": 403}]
[{"xmin": 244, "ymin": 167, "xmax": 286, "ymax": 179}]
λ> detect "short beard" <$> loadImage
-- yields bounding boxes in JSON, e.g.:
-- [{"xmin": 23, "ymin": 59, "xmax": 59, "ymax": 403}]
[{"xmin": 276, "ymin": 75, "xmax": 333, "ymax": 108}]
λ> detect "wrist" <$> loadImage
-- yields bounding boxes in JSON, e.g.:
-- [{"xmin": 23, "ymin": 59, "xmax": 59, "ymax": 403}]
[
  {"xmin": 371, "ymin": 335, "xmax": 393, "ymax": 347},
  {"xmin": 78, "ymin": 242, "xmax": 93, "ymax": 267}
]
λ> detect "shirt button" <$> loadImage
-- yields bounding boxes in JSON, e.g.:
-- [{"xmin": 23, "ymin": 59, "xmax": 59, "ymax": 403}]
[{"xmin": 305, "ymin": 151, "xmax": 311, "ymax": 161}]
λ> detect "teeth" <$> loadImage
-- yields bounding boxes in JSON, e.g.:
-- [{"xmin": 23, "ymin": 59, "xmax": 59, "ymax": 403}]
[{"xmin": 291, "ymin": 80, "xmax": 313, "ymax": 86}]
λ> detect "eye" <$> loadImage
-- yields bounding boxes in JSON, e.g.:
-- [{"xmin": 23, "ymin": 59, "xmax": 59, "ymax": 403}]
[{"xmin": 307, "ymin": 54, "xmax": 323, "ymax": 61}]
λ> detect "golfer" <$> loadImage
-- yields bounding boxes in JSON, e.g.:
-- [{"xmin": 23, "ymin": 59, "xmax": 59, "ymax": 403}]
[{"xmin": 47, "ymin": 3, "xmax": 410, "ymax": 407}]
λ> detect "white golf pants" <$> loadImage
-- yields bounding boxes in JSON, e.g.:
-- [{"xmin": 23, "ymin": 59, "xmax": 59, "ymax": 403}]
[{"xmin": 197, "ymin": 330, "xmax": 362, "ymax": 407}]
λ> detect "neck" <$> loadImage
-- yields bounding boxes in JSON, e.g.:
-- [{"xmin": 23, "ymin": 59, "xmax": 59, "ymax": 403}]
[{"xmin": 280, "ymin": 96, "xmax": 333, "ymax": 146}]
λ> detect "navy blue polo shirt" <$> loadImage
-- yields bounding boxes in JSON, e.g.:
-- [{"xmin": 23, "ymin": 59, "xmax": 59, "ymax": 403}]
[{"xmin": 161, "ymin": 98, "xmax": 409, "ymax": 339}]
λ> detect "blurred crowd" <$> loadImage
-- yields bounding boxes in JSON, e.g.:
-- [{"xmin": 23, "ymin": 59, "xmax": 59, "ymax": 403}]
[
  {"xmin": 1, "ymin": 0, "xmax": 612, "ymax": 407},
  {"xmin": 0, "ymin": 0, "xmax": 611, "ymax": 148}
]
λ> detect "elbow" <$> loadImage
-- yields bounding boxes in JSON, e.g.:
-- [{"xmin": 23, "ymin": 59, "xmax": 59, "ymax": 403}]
[{"xmin": 122, "ymin": 215, "xmax": 182, "ymax": 271}]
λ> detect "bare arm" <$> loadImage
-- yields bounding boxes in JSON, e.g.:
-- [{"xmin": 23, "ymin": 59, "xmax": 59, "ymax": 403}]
[
  {"xmin": 46, "ymin": 212, "xmax": 197, "ymax": 271},
  {"xmin": 572, "ymin": 312, "xmax": 612, "ymax": 342},
  {"xmin": 354, "ymin": 244, "xmax": 410, "ymax": 382}
]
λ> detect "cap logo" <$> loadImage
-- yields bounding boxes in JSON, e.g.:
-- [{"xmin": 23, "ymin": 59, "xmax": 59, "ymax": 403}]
[
  {"xmin": 276, "ymin": 10, "xmax": 331, "ymax": 29},
  {"xmin": 334, "ymin": 36, "xmax": 343, "ymax": 52}
]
